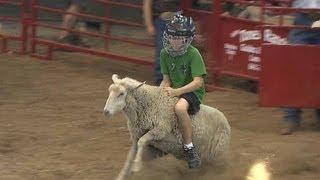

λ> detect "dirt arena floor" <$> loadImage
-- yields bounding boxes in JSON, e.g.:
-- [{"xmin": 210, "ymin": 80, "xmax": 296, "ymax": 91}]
[{"xmin": 0, "ymin": 52, "xmax": 320, "ymax": 180}]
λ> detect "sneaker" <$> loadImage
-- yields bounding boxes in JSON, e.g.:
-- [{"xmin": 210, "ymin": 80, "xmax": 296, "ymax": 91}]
[
  {"xmin": 280, "ymin": 122, "xmax": 300, "ymax": 135},
  {"xmin": 184, "ymin": 147, "xmax": 201, "ymax": 168},
  {"xmin": 56, "ymin": 33, "xmax": 90, "ymax": 48}
]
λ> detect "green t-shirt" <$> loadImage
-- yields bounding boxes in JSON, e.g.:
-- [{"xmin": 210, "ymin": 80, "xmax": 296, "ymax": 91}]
[{"xmin": 160, "ymin": 45, "xmax": 207, "ymax": 103}]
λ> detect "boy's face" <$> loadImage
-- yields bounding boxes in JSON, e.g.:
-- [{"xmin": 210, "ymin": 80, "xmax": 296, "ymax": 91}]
[{"xmin": 168, "ymin": 36, "xmax": 185, "ymax": 51}]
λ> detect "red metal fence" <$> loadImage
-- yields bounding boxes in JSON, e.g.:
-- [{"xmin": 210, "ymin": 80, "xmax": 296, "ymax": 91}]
[
  {"xmin": 0, "ymin": 0, "xmax": 28, "ymax": 54},
  {"xmin": 180, "ymin": 1, "xmax": 215, "ymax": 84},
  {"xmin": 260, "ymin": 44, "xmax": 320, "ymax": 108},
  {"xmin": 259, "ymin": 2, "xmax": 320, "ymax": 108},
  {"xmin": 210, "ymin": 0, "xmax": 319, "ymax": 108},
  {"xmin": 0, "ymin": 0, "xmax": 319, "ymax": 108},
  {"xmin": 211, "ymin": 0, "xmax": 291, "ymax": 84},
  {"xmin": 29, "ymin": 0, "xmax": 154, "ymax": 65}
]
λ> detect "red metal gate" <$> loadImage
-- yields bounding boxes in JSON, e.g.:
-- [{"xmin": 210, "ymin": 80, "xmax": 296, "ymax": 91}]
[
  {"xmin": 1, "ymin": 0, "xmax": 319, "ymax": 108},
  {"xmin": 210, "ymin": 0, "xmax": 290, "ymax": 85},
  {"xmin": 208, "ymin": 0, "xmax": 319, "ymax": 107},
  {"xmin": 29, "ymin": 0, "xmax": 154, "ymax": 65},
  {"xmin": 0, "ymin": 0, "xmax": 28, "ymax": 54},
  {"xmin": 259, "ymin": 3, "xmax": 320, "ymax": 108},
  {"xmin": 180, "ymin": 1, "xmax": 215, "ymax": 84},
  {"xmin": 260, "ymin": 44, "xmax": 320, "ymax": 108}
]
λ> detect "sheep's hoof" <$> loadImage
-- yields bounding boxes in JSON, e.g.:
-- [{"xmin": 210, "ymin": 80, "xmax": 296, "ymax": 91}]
[
  {"xmin": 115, "ymin": 176, "xmax": 124, "ymax": 180},
  {"xmin": 115, "ymin": 173, "xmax": 126, "ymax": 180},
  {"xmin": 132, "ymin": 161, "xmax": 143, "ymax": 172}
]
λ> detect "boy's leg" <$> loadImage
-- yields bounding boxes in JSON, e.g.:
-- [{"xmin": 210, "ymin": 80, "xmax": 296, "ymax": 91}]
[
  {"xmin": 175, "ymin": 98, "xmax": 193, "ymax": 144},
  {"xmin": 175, "ymin": 98, "xmax": 200, "ymax": 168}
]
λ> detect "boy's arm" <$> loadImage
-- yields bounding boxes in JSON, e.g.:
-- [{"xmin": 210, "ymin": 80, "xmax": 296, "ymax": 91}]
[
  {"xmin": 160, "ymin": 75, "xmax": 171, "ymax": 87},
  {"xmin": 174, "ymin": 76, "xmax": 203, "ymax": 95}
]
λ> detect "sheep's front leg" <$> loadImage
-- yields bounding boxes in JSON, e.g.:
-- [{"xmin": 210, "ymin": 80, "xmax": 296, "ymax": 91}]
[
  {"xmin": 132, "ymin": 127, "xmax": 169, "ymax": 172},
  {"xmin": 116, "ymin": 143, "xmax": 137, "ymax": 180}
]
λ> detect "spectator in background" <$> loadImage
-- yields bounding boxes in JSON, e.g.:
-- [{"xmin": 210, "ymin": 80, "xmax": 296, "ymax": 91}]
[
  {"xmin": 143, "ymin": 0, "xmax": 181, "ymax": 85},
  {"xmin": 56, "ymin": 0, "xmax": 89, "ymax": 47},
  {"xmin": 237, "ymin": 0, "xmax": 295, "ymax": 24},
  {"xmin": 192, "ymin": 0, "xmax": 212, "ymax": 11},
  {"xmin": 280, "ymin": 0, "xmax": 320, "ymax": 135}
]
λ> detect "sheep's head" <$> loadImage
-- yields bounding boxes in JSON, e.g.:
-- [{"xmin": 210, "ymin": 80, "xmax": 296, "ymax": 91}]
[{"xmin": 103, "ymin": 74, "xmax": 142, "ymax": 116}]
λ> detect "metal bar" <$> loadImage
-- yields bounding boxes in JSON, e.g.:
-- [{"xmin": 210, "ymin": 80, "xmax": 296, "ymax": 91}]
[
  {"xmin": 104, "ymin": 3, "xmax": 110, "ymax": 50},
  {"xmin": 0, "ymin": 16, "xmax": 20, "ymax": 21},
  {"xmin": 262, "ymin": 24, "xmax": 314, "ymax": 29},
  {"xmin": 30, "ymin": 53, "xmax": 50, "ymax": 60},
  {"xmin": 211, "ymin": 0, "xmax": 222, "ymax": 86},
  {"xmin": 33, "ymin": 38, "xmax": 153, "ymax": 66},
  {"xmin": 220, "ymin": 15, "xmax": 261, "ymax": 24},
  {"xmin": 35, "ymin": 5, "xmax": 144, "ymax": 27},
  {"xmin": 20, "ymin": 0, "xmax": 28, "ymax": 54},
  {"xmin": 264, "ymin": 6, "xmax": 320, "ymax": 13},
  {"xmin": 184, "ymin": 8, "xmax": 212, "ymax": 15},
  {"xmin": 220, "ymin": 70, "xmax": 259, "ymax": 81},
  {"xmin": 0, "ymin": 34, "xmax": 21, "ymax": 40},
  {"xmin": 33, "ymin": 22, "xmax": 154, "ymax": 47},
  {"xmin": 223, "ymin": 0, "xmax": 258, "ymax": 6},
  {"xmin": 0, "ymin": 1, "xmax": 22, "ymax": 6},
  {"xmin": 94, "ymin": 0, "xmax": 142, "ymax": 9},
  {"xmin": 31, "ymin": 0, "xmax": 38, "ymax": 54},
  {"xmin": 0, "ymin": 37, "xmax": 7, "ymax": 53}
]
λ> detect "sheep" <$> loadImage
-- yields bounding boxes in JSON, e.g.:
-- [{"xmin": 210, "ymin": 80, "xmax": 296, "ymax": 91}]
[{"xmin": 103, "ymin": 74, "xmax": 231, "ymax": 180}]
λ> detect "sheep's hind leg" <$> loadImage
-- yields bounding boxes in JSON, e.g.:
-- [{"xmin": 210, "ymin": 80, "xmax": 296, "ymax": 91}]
[{"xmin": 141, "ymin": 145, "xmax": 167, "ymax": 161}]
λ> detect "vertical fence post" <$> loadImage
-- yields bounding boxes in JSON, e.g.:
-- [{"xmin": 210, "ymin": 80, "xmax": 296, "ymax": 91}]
[
  {"xmin": 0, "ymin": 36, "xmax": 7, "ymax": 53},
  {"xmin": 210, "ymin": 0, "xmax": 222, "ymax": 89},
  {"xmin": 30, "ymin": 0, "xmax": 37, "ymax": 55},
  {"xmin": 180, "ymin": 0, "xmax": 192, "ymax": 11},
  {"xmin": 104, "ymin": 2, "xmax": 110, "ymax": 50},
  {"xmin": 21, "ymin": 0, "xmax": 28, "ymax": 54}
]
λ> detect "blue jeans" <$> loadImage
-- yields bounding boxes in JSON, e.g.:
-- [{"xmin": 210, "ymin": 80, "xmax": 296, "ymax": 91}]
[
  {"xmin": 154, "ymin": 18, "xmax": 166, "ymax": 85},
  {"xmin": 288, "ymin": 13, "xmax": 320, "ymax": 45},
  {"xmin": 283, "ymin": 109, "xmax": 320, "ymax": 123},
  {"xmin": 283, "ymin": 13, "xmax": 320, "ymax": 123}
]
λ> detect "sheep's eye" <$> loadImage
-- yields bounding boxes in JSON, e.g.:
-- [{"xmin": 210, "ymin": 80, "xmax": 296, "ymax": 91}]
[{"xmin": 118, "ymin": 93, "xmax": 124, "ymax": 97}]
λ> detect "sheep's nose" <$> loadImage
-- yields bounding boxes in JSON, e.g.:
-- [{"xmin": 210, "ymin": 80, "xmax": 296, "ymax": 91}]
[{"xmin": 104, "ymin": 110, "xmax": 110, "ymax": 116}]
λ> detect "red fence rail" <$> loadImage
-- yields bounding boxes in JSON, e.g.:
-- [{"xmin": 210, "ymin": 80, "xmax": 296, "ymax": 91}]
[
  {"xmin": 209, "ymin": 0, "xmax": 319, "ymax": 108},
  {"xmin": 1, "ymin": 0, "xmax": 319, "ymax": 108},
  {"xmin": 29, "ymin": 0, "xmax": 154, "ymax": 65},
  {"xmin": 0, "ymin": 0, "xmax": 28, "ymax": 54}
]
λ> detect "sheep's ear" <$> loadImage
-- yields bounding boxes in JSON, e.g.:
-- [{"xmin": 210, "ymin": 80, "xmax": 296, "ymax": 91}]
[
  {"xmin": 121, "ymin": 77, "xmax": 145, "ymax": 90},
  {"xmin": 112, "ymin": 74, "xmax": 120, "ymax": 84}
]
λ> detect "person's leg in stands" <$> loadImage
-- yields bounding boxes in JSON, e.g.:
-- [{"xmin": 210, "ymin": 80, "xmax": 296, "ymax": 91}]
[
  {"xmin": 314, "ymin": 109, "xmax": 320, "ymax": 129},
  {"xmin": 58, "ymin": 1, "xmax": 80, "ymax": 40},
  {"xmin": 280, "ymin": 13, "xmax": 312, "ymax": 135},
  {"xmin": 281, "ymin": 108, "xmax": 302, "ymax": 135}
]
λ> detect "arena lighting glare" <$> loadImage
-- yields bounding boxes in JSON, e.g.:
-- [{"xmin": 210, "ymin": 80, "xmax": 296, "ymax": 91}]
[{"xmin": 246, "ymin": 161, "xmax": 271, "ymax": 180}]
